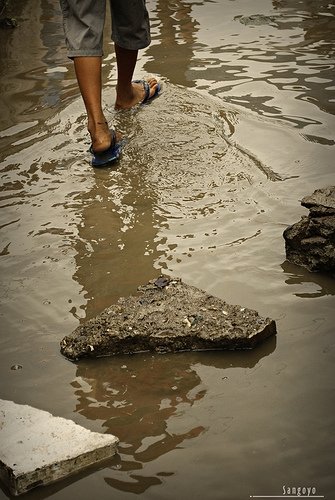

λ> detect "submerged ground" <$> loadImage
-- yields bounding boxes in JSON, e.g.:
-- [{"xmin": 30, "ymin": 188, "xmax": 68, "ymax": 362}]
[{"xmin": 0, "ymin": 0, "xmax": 334, "ymax": 498}]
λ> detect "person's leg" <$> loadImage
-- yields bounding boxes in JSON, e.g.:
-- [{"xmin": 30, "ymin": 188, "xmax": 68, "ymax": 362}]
[
  {"xmin": 110, "ymin": 0, "xmax": 159, "ymax": 109},
  {"xmin": 114, "ymin": 44, "xmax": 158, "ymax": 109},
  {"xmin": 74, "ymin": 56, "xmax": 113, "ymax": 153},
  {"xmin": 60, "ymin": 0, "xmax": 118, "ymax": 154}
]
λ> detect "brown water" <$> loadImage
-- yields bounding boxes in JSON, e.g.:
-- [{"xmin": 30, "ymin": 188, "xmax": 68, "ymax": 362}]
[{"xmin": 0, "ymin": 0, "xmax": 334, "ymax": 499}]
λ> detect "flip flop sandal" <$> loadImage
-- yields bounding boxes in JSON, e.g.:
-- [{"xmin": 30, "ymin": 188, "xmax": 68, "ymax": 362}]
[
  {"xmin": 133, "ymin": 79, "xmax": 162, "ymax": 104},
  {"xmin": 89, "ymin": 129, "xmax": 124, "ymax": 167}
]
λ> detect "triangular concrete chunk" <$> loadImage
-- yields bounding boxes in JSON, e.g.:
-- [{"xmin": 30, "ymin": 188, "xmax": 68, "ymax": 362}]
[
  {"xmin": 0, "ymin": 399, "xmax": 118, "ymax": 496},
  {"xmin": 61, "ymin": 277, "xmax": 276, "ymax": 361}
]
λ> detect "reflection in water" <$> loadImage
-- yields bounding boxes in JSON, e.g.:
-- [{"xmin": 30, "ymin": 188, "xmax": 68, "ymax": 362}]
[
  {"xmin": 146, "ymin": 0, "xmax": 201, "ymax": 86},
  {"xmin": 71, "ymin": 338, "xmax": 275, "ymax": 494},
  {"xmin": 72, "ymin": 117, "xmax": 164, "ymax": 320},
  {"xmin": 272, "ymin": 0, "xmax": 335, "ymax": 130},
  {"xmin": 273, "ymin": 0, "xmax": 335, "ymax": 48},
  {"xmin": 40, "ymin": 0, "xmax": 68, "ymax": 107},
  {"xmin": 73, "ymin": 355, "xmax": 205, "ymax": 493},
  {"xmin": 281, "ymin": 260, "xmax": 335, "ymax": 298},
  {"xmin": 0, "ymin": 0, "xmax": 69, "ymax": 129},
  {"xmin": 185, "ymin": 0, "xmax": 335, "ymax": 142},
  {"xmin": 71, "ymin": 79, "xmax": 283, "ymax": 320}
]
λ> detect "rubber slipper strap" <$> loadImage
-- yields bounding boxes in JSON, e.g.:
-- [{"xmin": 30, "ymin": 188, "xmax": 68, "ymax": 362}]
[
  {"xmin": 141, "ymin": 80, "xmax": 151, "ymax": 103},
  {"xmin": 110, "ymin": 128, "xmax": 116, "ymax": 148},
  {"xmin": 133, "ymin": 79, "xmax": 150, "ymax": 104}
]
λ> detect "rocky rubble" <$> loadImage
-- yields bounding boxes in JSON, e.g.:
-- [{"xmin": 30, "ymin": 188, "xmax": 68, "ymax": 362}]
[
  {"xmin": 60, "ymin": 277, "xmax": 276, "ymax": 361},
  {"xmin": 283, "ymin": 186, "xmax": 335, "ymax": 274}
]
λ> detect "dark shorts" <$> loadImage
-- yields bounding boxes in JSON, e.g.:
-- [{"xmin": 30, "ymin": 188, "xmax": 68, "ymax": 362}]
[{"xmin": 59, "ymin": 0, "xmax": 151, "ymax": 57}]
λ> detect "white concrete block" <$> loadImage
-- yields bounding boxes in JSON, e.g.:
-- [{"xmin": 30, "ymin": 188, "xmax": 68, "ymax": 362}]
[{"xmin": 0, "ymin": 399, "xmax": 118, "ymax": 496}]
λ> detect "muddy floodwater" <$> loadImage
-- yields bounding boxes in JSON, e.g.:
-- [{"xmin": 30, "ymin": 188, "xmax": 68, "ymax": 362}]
[{"xmin": 0, "ymin": 0, "xmax": 334, "ymax": 499}]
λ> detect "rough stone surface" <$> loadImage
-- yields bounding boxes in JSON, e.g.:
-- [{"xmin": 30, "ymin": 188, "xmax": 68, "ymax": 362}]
[
  {"xmin": 234, "ymin": 14, "xmax": 277, "ymax": 26},
  {"xmin": 283, "ymin": 186, "xmax": 335, "ymax": 274},
  {"xmin": 0, "ymin": 399, "xmax": 118, "ymax": 496},
  {"xmin": 60, "ymin": 277, "xmax": 276, "ymax": 361}
]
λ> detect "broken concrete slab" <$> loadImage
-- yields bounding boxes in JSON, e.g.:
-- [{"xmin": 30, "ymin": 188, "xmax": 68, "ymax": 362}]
[
  {"xmin": 234, "ymin": 14, "xmax": 278, "ymax": 27},
  {"xmin": 283, "ymin": 186, "xmax": 335, "ymax": 274},
  {"xmin": 301, "ymin": 186, "xmax": 335, "ymax": 216},
  {"xmin": 60, "ymin": 277, "xmax": 276, "ymax": 361},
  {"xmin": 0, "ymin": 399, "xmax": 118, "ymax": 496}
]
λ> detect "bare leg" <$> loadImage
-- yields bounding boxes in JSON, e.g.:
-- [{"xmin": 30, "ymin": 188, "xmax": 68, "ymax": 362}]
[
  {"xmin": 114, "ymin": 44, "xmax": 159, "ymax": 109},
  {"xmin": 74, "ymin": 56, "xmax": 113, "ymax": 153}
]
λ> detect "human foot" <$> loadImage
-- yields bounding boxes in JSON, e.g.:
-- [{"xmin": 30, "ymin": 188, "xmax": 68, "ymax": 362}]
[
  {"xmin": 89, "ymin": 128, "xmax": 124, "ymax": 167},
  {"xmin": 115, "ymin": 77, "xmax": 160, "ymax": 110},
  {"xmin": 88, "ymin": 120, "xmax": 116, "ymax": 154}
]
